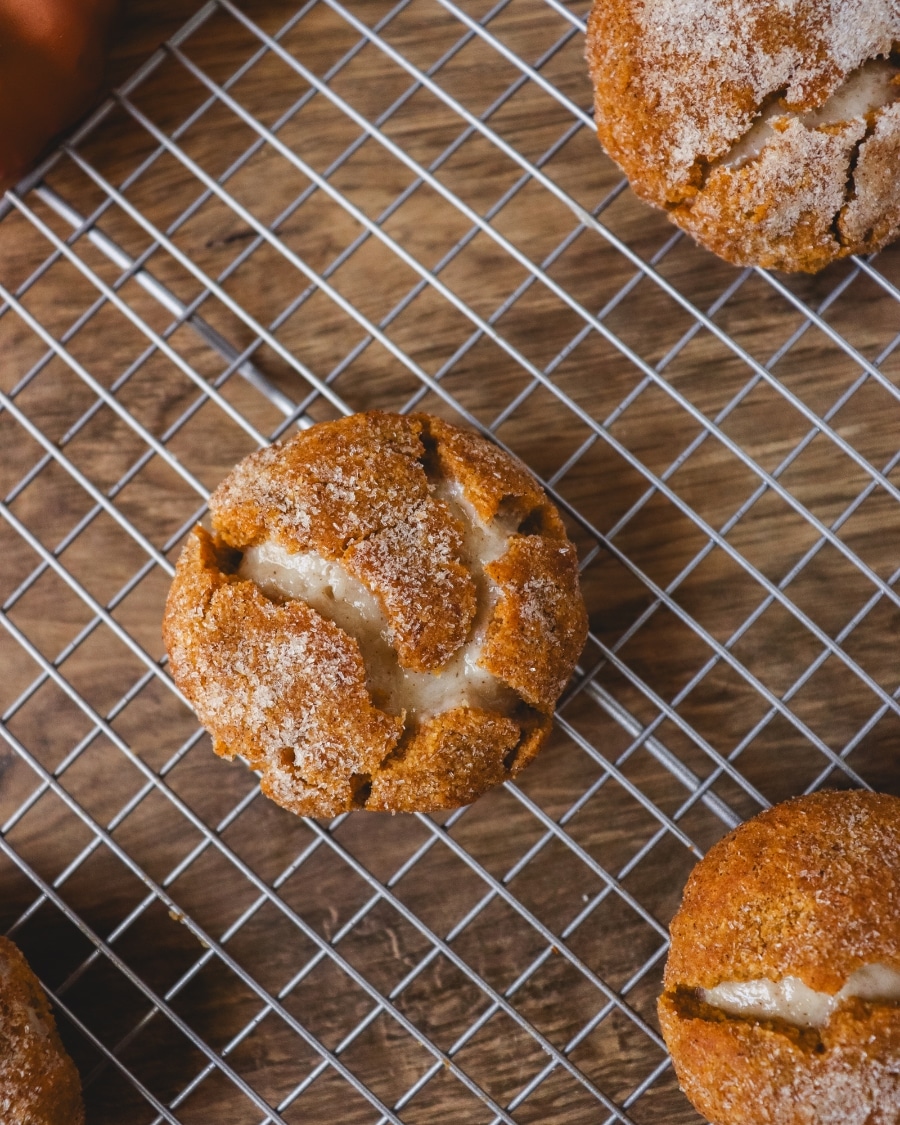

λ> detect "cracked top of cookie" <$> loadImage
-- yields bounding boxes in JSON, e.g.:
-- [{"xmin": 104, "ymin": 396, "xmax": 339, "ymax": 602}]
[
  {"xmin": 163, "ymin": 411, "xmax": 588, "ymax": 817},
  {"xmin": 588, "ymin": 0, "xmax": 900, "ymax": 200},
  {"xmin": 658, "ymin": 789, "xmax": 900, "ymax": 1125},
  {"xmin": 587, "ymin": 0, "xmax": 900, "ymax": 270}
]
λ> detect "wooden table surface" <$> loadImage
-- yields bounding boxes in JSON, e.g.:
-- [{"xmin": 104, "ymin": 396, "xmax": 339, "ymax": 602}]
[{"xmin": 1, "ymin": 1, "xmax": 899, "ymax": 1122}]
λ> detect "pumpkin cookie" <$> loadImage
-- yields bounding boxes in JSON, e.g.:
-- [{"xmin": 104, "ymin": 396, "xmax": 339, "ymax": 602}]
[
  {"xmin": 659, "ymin": 790, "xmax": 900, "ymax": 1124},
  {"xmin": 163, "ymin": 412, "xmax": 588, "ymax": 816},
  {"xmin": 586, "ymin": 0, "xmax": 900, "ymax": 271}
]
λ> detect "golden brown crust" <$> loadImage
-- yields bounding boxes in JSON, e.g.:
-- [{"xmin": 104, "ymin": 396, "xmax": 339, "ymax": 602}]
[
  {"xmin": 670, "ymin": 117, "xmax": 868, "ymax": 273},
  {"xmin": 0, "ymin": 936, "xmax": 84, "ymax": 1125},
  {"xmin": 163, "ymin": 412, "xmax": 587, "ymax": 815},
  {"xmin": 660, "ymin": 790, "xmax": 900, "ymax": 1124},
  {"xmin": 209, "ymin": 412, "xmax": 475, "ymax": 670},
  {"xmin": 659, "ymin": 991, "xmax": 900, "ymax": 1125},
  {"xmin": 664, "ymin": 790, "xmax": 900, "ymax": 993},
  {"xmin": 162, "ymin": 526, "xmax": 405, "ymax": 815},
  {"xmin": 839, "ymin": 104, "xmax": 900, "ymax": 247},
  {"xmin": 586, "ymin": 0, "xmax": 900, "ymax": 271},
  {"xmin": 481, "ymin": 536, "xmax": 587, "ymax": 713},
  {"xmin": 417, "ymin": 414, "xmax": 587, "ymax": 709},
  {"xmin": 210, "ymin": 411, "xmax": 428, "ymax": 556},
  {"xmin": 366, "ymin": 707, "xmax": 549, "ymax": 812},
  {"xmin": 343, "ymin": 497, "xmax": 475, "ymax": 672},
  {"xmin": 366, "ymin": 706, "xmax": 519, "ymax": 814},
  {"xmin": 418, "ymin": 413, "xmax": 566, "ymax": 535},
  {"xmin": 585, "ymin": 0, "xmax": 853, "ymax": 202}
]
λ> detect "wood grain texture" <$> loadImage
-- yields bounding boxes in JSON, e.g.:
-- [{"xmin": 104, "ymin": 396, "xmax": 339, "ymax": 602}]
[{"xmin": 1, "ymin": 0, "xmax": 899, "ymax": 1122}]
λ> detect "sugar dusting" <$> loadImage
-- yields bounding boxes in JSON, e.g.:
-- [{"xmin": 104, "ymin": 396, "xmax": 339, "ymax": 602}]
[
  {"xmin": 690, "ymin": 113, "xmax": 865, "ymax": 255},
  {"xmin": 663, "ymin": 792, "xmax": 900, "ymax": 1124},
  {"xmin": 239, "ymin": 478, "xmax": 520, "ymax": 721},
  {"xmin": 632, "ymin": 0, "xmax": 900, "ymax": 174},
  {"xmin": 724, "ymin": 58, "xmax": 900, "ymax": 166},
  {"xmin": 342, "ymin": 495, "xmax": 473, "ymax": 670},
  {"xmin": 710, "ymin": 1042, "xmax": 900, "ymax": 1125},
  {"xmin": 0, "ymin": 938, "xmax": 80, "ymax": 1122},
  {"xmin": 193, "ymin": 589, "xmax": 393, "ymax": 776},
  {"xmin": 209, "ymin": 411, "xmax": 430, "ymax": 558}
]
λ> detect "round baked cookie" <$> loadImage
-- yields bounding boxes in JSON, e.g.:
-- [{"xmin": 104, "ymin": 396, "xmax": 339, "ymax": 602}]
[
  {"xmin": 163, "ymin": 411, "xmax": 588, "ymax": 817},
  {"xmin": 0, "ymin": 936, "xmax": 84, "ymax": 1124},
  {"xmin": 586, "ymin": 0, "xmax": 900, "ymax": 272},
  {"xmin": 659, "ymin": 789, "xmax": 900, "ymax": 1125}
]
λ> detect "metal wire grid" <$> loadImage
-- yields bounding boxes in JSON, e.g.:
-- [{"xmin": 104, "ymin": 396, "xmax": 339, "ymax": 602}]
[{"xmin": 1, "ymin": 0, "xmax": 900, "ymax": 1120}]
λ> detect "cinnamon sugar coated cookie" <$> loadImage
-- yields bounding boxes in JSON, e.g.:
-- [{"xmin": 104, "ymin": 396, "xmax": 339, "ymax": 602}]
[
  {"xmin": 586, "ymin": 0, "xmax": 900, "ymax": 271},
  {"xmin": 659, "ymin": 790, "xmax": 900, "ymax": 1124},
  {"xmin": 163, "ymin": 412, "xmax": 588, "ymax": 816},
  {"xmin": 0, "ymin": 936, "xmax": 84, "ymax": 1124}
]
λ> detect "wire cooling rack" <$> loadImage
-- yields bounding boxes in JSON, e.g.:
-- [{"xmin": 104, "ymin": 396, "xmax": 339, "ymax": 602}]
[{"xmin": 1, "ymin": 0, "xmax": 900, "ymax": 1121}]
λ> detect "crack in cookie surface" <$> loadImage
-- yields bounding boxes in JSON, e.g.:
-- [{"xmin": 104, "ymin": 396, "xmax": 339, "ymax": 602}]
[
  {"xmin": 699, "ymin": 965, "xmax": 900, "ymax": 1028},
  {"xmin": 658, "ymin": 791, "xmax": 900, "ymax": 1124},
  {"xmin": 163, "ymin": 412, "xmax": 588, "ymax": 815},
  {"xmin": 715, "ymin": 57, "xmax": 900, "ymax": 173},
  {"xmin": 239, "ymin": 527, "xmax": 519, "ymax": 721},
  {"xmin": 587, "ymin": 0, "xmax": 900, "ymax": 269},
  {"xmin": 163, "ymin": 526, "xmax": 403, "ymax": 817},
  {"xmin": 210, "ymin": 411, "xmax": 477, "ymax": 672}
]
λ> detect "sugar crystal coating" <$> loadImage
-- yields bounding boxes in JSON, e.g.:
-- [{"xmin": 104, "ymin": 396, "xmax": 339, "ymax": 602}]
[
  {"xmin": 659, "ymin": 790, "xmax": 900, "ymax": 1124},
  {"xmin": 0, "ymin": 937, "xmax": 84, "ymax": 1125},
  {"xmin": 586, "ymin": 0, "xmax": 900, "ymax": 271},
  {"xmin": 163, "ymin": 411, "xmax": 588, "ymax": 815}
]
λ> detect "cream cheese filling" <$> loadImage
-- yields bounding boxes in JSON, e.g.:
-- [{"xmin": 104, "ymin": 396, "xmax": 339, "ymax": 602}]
[
  {"xmin": 237, "ymin": 483, "xmax": 519, "ymax": 720},
  {"xmin": 723, "ymin": 58, "xmax": 900, "ymax": 168},
  {"xmin": 700, "ymin": 963, "xmax": 900, "ymax": 1028}
]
